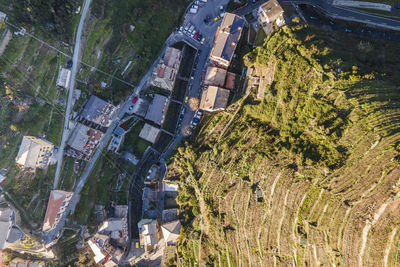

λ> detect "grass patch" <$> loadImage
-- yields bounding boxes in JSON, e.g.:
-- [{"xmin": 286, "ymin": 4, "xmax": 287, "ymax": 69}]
[
  {"xmin": 177, "ymin": 44, "xmax": 197, "ymax": 79},
  {"xmin": 121, "ymin": 120, "xmax": 150, "ymax": 158},
  {"xmin": 255, "ymin": 29, "xmax": 267, "ymax": 46},
  {"xmin": 172, "ymin": 79, "xmax": 188, "ymax": 102},
  {"xmin": 154, "ymin": 132, "xmax": 173, "ymax": 153},
  {"xmin": 163, "ymin": 101, "xmax": 182, "ymax": 133}
]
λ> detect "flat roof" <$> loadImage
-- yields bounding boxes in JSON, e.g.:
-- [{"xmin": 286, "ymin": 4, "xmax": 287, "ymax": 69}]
[
  {"xmin": 204, "ymin": 66, "xmax": 227, "ymax": 87},
  {"xmin": 200, "ymin": 86, "xmax": 230, "ymax": 111},
  {"xmin": 67, "ymin": 123, "xmax": 90, "ymax": 151},
  {"xmin": 139, "ymin": 123, "xmax": 161, "ymax": 144},
  {"xmin": 210, "ymin": 13, "xmax": 245, "ymax": 64},
  {"xmin": 145, "ymin": 94, "xmax": 169, "ymax": 125}
]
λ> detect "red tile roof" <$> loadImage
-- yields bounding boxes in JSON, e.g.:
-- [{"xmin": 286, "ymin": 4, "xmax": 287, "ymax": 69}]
[{"xmin": 43, "ymin": 190, "xmax": 72, "ymax": 232}]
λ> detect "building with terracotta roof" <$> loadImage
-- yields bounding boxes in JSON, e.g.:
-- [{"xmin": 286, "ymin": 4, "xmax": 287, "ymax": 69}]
[
  {"xmin": 204, "ymin": 66, "xmax": 227, "ymax": 87},
  {"xmin": 258, "ymin": 0, "xmax": 285, "ymax": 35},
  {"xmin": 225, "ymin": 72, "xmax": 236, "ymax": 90},
  {"xmin": 150, "ymin": 47, "xmax": 182, "ymax": 91},
  {"xmin": 42, "ymin": 190, "xmax": 73, "ymax": 232},
  {"xmin": 210, "ymin": 13, "xmax": 245, "ymax": 68},
  {"xmin": 15, "ymin": 136, "xmax": 54, "ymax": 172},
  {"xmin": 200, "ymin": 86, "xmax": 230, "ymax": 112}
]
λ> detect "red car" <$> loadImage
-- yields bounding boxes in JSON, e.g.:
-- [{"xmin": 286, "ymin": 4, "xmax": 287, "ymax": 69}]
[
  {"xmin": 132, "ymin": 96, "xmax": 138, "ymax": 104},
  {"xmin": 194, "ymin": 32, "xmax": 199, "ymax": 39}
]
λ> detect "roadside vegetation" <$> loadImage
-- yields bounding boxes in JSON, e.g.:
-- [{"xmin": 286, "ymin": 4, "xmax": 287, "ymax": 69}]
[
  {"xmin": 167, "ymin": 23, "xmax": 400, "ymax": 266},
  {"xmin": 77, "ymin": 0, "xmax": 188, "ymax": 103},
  {"xmin": 0, "ymin": 32, "xmax": 67, "ymax": 228}
]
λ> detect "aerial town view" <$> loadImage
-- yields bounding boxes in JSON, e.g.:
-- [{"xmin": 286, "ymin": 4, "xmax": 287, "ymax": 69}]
[{"xmin": 0, "ymin": 0, "xmax": 400, "ymax": 266}]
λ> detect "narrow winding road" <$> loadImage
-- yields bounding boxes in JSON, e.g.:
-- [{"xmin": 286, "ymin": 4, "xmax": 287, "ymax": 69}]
[{"xmin": 53, "ymin": 0, "xmax": 92, "ymax": 190}]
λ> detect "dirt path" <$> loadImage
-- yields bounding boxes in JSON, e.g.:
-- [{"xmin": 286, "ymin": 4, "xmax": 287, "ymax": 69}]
[{"xmin": 384, "ymin": 228, "xmax": 397, "ymax": 267}]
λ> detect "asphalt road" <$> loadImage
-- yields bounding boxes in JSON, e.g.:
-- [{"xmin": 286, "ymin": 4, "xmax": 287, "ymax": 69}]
[
  {"xmin": 280, "ymin": 0, "xmax": 400, "ymax": 30},
  {"xmin": 53, "ymin": 0, "xmax": 92, "ymax": 190}
]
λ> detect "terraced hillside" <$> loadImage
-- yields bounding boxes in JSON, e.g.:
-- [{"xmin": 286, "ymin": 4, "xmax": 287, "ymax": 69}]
[{"xmin": 166, "ymin": 24, "xmax": 400, "ymax": 266}]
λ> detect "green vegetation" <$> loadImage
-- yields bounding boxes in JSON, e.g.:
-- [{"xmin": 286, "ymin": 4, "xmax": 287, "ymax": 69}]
[
  {"xmin": 8, "ymin": 0, "xmax": 80, "ymax": 39},
  {"xmin": 168, "ymin": 23, "xmax": 400, "ymax": 266},
  {"xmin": 0, "ymin": 33, "xmax": 67, "ymax": 227},
  {"xmin": 78, "ymin": 0, "xmax": 187, "ymax": 102},
  {"xmin": 172, "ymin": 79, "xmax": 188, "ymax": 102},
  {"xmin": 74, "ymin": 152, "xmax": 133, "ymax": 225},
  {"xmin": 163, "ymin": 102, "xmax": 182, "ymax": 133},
  {"xmin": 121, "ymin": 121, "xmax": 150, "ymax": 158},
  {"xmin": 52, "ymin": 229, "xmax": 79, "ymax": 264}
]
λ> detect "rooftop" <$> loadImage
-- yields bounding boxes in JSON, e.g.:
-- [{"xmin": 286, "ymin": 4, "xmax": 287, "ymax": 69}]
[
  {"xmin": 210, "ymin": 13, "xmax": 245, "ymax": 66},
  {"xmin": 56, "ymin": 67, "xmax": 71, "ymax": 89},
  {"xmin": 0, "ymin": 206, "xmax": 13, "ymax": 250},
  {"xmin": 145, "ymin": 94, "xmax": 169, "ymax": 125},
  {"xmin": 204, "ymin": 66, "xmax": 227, "ymax": 87},
  {"xmin": 79, "ymin": 95, "xmax": 116, "ymax": 128},
  {"xmin": 225, "ymin": 72, "xmax": 236, "ymax": 90},
  {"xmin": 259, "ymin": 0, "xmax": 284, "ymax": 23},
  {"xmin": 67, "ymin": 123, "xmax": 90, "ymax": 151},
  {"xmin": 162, "ymin": 208, "xmax": 179, "ymax": 223},
  {"xmin": 138, "ymin": 219, "xmax": 158, "ymax": 247},
  {"xmin": 131, "ymin": 98, "xmax": 150, "ymax": 117},
  {"xmin": 67, "ymin": 123, "xmax": 104, "ymax": 160},
  {"xmin": 88, "ymin": 240, "xmax": 105, "ymax": 264},
  {"xmin": 42, "ymin": 190, "xmax": 73, "ymax": 232},
  {"xmin": 15, "ymin": 136, "xmax": 53, "ymax": 170},
  {"xmin": 161, "ymin": 220, "xmax": 181, "ymax": 245},
  {"xmin": 200, "ymin": 86, "xmax": 230, "ymax": 112},
  {"xmin": 139, "ymin": 124, "xmax": 161, "ymax": 144},
  {"xmin": 150, "ymin": 47, "xmax": 182, "ymax": 91}
]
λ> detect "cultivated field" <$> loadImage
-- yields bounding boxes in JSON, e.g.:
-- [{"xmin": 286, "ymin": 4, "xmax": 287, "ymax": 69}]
[{"xmin": 167, "ymin": 23, "xmax": 400, "ymax": 266}]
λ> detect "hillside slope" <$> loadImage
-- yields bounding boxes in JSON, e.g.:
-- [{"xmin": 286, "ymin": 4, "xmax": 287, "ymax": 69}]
[{"xmin": 166, "ymin": 24, "xmax": 400, "ymax": 266}]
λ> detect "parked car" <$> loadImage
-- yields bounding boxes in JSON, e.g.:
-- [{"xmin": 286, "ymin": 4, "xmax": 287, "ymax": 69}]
[
  {"xmin": 132, "ymin": 96, "xmax": 138, "ymax": 103},
  {"xmin": 67, "ymin": 60, "xmax": 73, "ymax": 68},
  {"xmin": 194, "ymin": 32, "xmax": 199, "ymax": 39},
  {"xmin": 214, "ymin": 15, "xmax": 221, "ymax": 22},
  {"xmin": 189, "ymin": 25, "xmax": 195, "ymax": 33},
  {"xmin": 200, "ymin": 36, "xmax": 205, "ymax": 44},
  {"xmin": 194, "ymin": 112, "xmax": 202, "ymax": 119},
  {"xmin": 193, "ymin": 117, "xmax": 200, "ymax": 123},
  {"xmin": 128, "ymin": 105, "xmax": 134, "ymax": 111}
]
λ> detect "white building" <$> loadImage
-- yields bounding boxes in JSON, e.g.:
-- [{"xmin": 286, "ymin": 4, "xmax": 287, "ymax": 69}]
[
  {"xmin": 56, "ymin": 67, "xmax": 71, "ymax": 89},
  {"xmin": 15, "ymin": 136, "xmax": 54, "ymax": 171}
]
